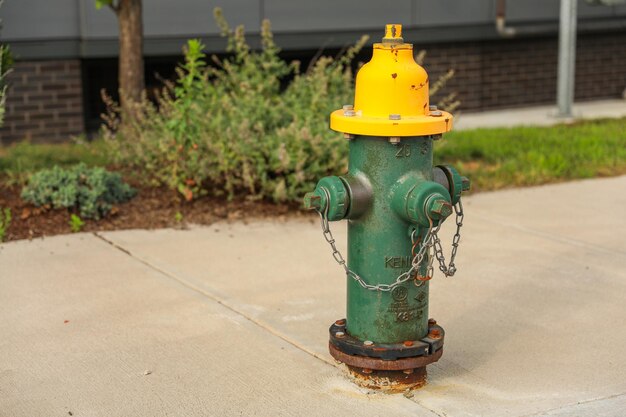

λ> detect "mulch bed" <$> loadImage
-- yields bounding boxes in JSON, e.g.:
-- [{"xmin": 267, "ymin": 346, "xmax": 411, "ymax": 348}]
[{"xmin": 0, "ymin": 184, "xmax": 305, "ymax": 242}]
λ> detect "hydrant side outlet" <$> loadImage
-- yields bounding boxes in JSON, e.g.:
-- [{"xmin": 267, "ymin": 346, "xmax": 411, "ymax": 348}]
[{"xmin": 305, "ymin": 24, "xmax": 470, "ymax": 392}]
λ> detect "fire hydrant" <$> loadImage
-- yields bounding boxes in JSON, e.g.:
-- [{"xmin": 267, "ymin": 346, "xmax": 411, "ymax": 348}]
[{"xmin": 304, "ymin": 24, "xmax": 470, "ymax": 391}]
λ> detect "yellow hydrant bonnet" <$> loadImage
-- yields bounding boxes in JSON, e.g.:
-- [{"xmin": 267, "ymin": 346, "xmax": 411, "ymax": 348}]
[{"xmin": 330, "ymin": 24, "xmax": 453, "ymax": 137}]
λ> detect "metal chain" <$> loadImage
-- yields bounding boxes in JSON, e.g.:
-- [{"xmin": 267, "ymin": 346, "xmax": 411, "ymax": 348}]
[
  {"xmin": 317, "ymin": 187, "xmax": 440, "ymax": 292},
  {"xmin": 431, "ymin": 200, "xmax": 464, "ymax": 277}
]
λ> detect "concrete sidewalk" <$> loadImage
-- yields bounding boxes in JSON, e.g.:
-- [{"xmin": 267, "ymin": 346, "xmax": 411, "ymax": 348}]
[
  {"xmin": 1, "ymin": 176, "xmax": 626, "ymax": 417},
  {"xmin": 455, "ymin": 98, "xmax": 626, "ymax": 130}
]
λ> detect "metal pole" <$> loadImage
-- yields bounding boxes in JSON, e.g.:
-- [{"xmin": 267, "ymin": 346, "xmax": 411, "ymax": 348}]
[{"xmin": 557, "ymin": 0, "xmax": 578, "ymax": 118}]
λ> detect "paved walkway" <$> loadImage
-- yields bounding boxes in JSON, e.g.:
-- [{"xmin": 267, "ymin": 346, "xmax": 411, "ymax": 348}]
[
  {"xmin": 455, "ymin": 98, "xmax": 626, "ymax": 130},
  {"xmin": 1, "ymin": 176, "xmax": 625, "ymax": 416}
]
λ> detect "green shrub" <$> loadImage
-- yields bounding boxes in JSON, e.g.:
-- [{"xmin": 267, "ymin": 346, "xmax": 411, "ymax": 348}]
[
  {"xmin": 0, "ymin": 44, "xmax": 10, "ymax": 127},
  {"xmin": 0, "ymin": 0, "xmax": 13, "ymax": 128},
  {"xmin": 104, "ymin": 8, "xmax": 455, "ymax": 203},
  {"xmin": 104, "ymin": 10, "xmax": 358, "ymax": 202},
  {"xmin": 69, "ymin": 214, "xmax": 85, "ymax": 233},
  {"xmin": 21, "ymin": 163, "xmax": 136, "ymax": 219},
  {"xmin": 0, "ymin": 207, "xmax": 10, "ymax": 242}
]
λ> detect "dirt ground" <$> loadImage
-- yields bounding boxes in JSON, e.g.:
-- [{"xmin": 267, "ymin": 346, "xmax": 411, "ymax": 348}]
[{"xmin": 0, "ymin": 184, "xmax": 304, "ymax": 242}]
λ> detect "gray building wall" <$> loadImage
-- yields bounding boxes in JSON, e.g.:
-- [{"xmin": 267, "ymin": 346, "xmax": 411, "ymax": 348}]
[
  {"xmin": 2, "ymin": 0, "xmax": 626, "ymax": 58},
  {"xmin": 1, "ymin": 0, "xmax": 625, "ymax": 144}
]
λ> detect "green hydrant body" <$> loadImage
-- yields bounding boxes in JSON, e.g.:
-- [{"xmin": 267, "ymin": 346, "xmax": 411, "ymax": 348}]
[
  {"xmin": 349, "ymin": 135, "xmax": 441, "ymax": 343},
  {"xmin": 304, "ymin": 24, "xmax": 469, "ymax": 390}
]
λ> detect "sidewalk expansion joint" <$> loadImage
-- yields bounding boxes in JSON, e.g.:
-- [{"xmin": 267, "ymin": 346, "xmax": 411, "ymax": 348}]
[
  {"xmin": 92, "ymin": 232, "xmax": 338, "ymax": 369},
  {"xmin": 406, "ymin": 398, "xmax": 446, "ymax": 417},
  {"xmin": 92, "ymin": 232, "xmax": 464, "ymax": 413},
  {"xmin": 519, "ymin": 391, "xmax": 626, "ymax": 417}
]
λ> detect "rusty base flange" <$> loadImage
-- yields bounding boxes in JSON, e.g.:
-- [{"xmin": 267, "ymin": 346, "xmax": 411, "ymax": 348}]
[
  {"xmin": 347, "ymin": 365, "xmax": 427, "ymax": 392},
  {"xmin": 330, "ymin": 343, "xmax": 442, "ymax": 392},
  {"xmin": 329, "ymin": 319, "xmax": 445, "ymax": 360},
  {"xmin": 329, "ymin": 342, "xmax": 443, "ymax": 371},
  {"xmin": 329, "ymin": 318, "xmax": 445, "ymax": 392}
]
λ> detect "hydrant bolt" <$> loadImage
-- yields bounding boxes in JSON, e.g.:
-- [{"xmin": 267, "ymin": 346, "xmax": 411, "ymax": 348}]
[
  {"xmin": 426, "ymin": 197, "xmax": 453, "ymax": 220},
  {"xmin": 462, "ymin": 176, "xmax": 471, "ymax": 192},
  {"xmin": 303, "ymin": 193, "xmax": 322, "ymax": 210},
  {"xmin": 304, "ymin": 176, "xmax": 350, "ymax": 221}
]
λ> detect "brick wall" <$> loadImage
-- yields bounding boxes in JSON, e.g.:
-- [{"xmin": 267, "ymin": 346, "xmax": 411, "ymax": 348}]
[
  {"xmin": 1, "ymin": 31, "xmax": 624, "ymax": 144},
  {"xmin": 424, "ymin": 30, "xmax": 626, "ymax": 111},
  {"xmin": 0, "ymin": 60, "xmax": 84, "ymax": 145}
]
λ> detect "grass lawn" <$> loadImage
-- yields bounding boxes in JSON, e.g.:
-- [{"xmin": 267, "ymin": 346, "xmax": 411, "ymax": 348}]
[
  {"xmin": 0, "ymin": 140, "xmax": 110, "ymax": 186},
  {"xmin": 437, "ymin": 118, "xmax": 626, "ymax": 191},
  {"xmin": 2, "ymin": 118, "xmax": 625, "ymax": 193},
  {"xmin": 1, "ymin": 117, "xmax": 625, "ymax": 241}
]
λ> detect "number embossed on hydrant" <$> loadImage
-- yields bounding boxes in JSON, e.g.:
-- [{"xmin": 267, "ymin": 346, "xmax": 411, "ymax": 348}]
[{"xmin": 395, "ymin": 144, "xmax": 411, "ymax": 158}]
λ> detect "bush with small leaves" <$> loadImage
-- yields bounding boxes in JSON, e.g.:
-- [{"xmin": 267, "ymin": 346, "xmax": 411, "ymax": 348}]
[
  {"xmin": 69, "ymin": 214, "xmax": 85, "ymax": 233},
  {"xmin": 103, "ymin": 8, "xmax": 457, "ymax": 203},
  {"xmin": 21, "ymin": 164, "xmax": 136, "ymax": 219},
  {"xmin": 0, "ymin": 207, "xmax": 11, "ymax": 242}
]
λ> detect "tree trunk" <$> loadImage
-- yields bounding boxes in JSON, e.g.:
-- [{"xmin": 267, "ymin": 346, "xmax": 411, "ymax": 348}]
[{"xmin": 115, "ymin": 0, "xmax": 144, "ymax": 115}]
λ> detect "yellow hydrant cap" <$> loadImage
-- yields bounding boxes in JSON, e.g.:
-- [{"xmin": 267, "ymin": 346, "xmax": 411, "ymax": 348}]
[{"xmin": 330, "ymin": 24, "xmax": 453, "ymax": 137}]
